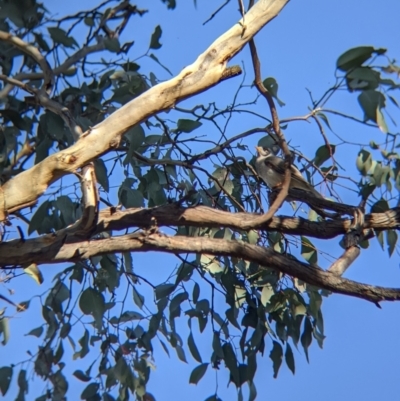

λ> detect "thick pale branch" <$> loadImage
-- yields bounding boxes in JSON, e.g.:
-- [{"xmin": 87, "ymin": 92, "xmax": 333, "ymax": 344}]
[
  {"xmin": 67, "ymin": 164, "xmax": 99, "ymax": 237},
  {"xmin": 328, "ymin": 247, "xmax": 360, "ymax": 276},
  {"xmin": 1, "ymin": 232, "xmax": 399, "ymax": 303},
  {"xmin": 0, "ymin": 0, "xmax": 290, "ymax": 220}
]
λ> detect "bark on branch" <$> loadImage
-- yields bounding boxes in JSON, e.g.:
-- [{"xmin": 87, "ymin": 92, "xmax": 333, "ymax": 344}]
[
  {"xmin": 1, "ymin": 232, "xmax": 398, "ymax": 304},
  {"xmin": 96, "ymin": 204, "xmax": 400, "ymax": 238},
  {"xmin": 1, "ymin": 204, "xmax": 399, "ymax": 266}
]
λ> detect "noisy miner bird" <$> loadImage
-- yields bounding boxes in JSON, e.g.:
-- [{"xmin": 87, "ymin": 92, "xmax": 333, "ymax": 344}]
[{"xmin": 254, "ymin": 146, "xmax": 324, "ymax": 199}]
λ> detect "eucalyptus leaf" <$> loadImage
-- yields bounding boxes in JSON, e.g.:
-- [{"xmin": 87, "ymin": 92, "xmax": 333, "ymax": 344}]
[
  {"xmin": 189, "ymin": 363, "xmax": 208, "ymax": 385},
  {"xmin": 149, "ymin": 25, "xmax": 162, "ymax": 49},
  {"xmin": 269, "ymin": 341, "xmax": 283, "ymax": 378}
]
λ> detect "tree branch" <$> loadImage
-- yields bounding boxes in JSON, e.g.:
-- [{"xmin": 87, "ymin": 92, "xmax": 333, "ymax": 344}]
[
  {"xmin": 1, "ymin": 203, "xmax": 400, "ymax": 263},
  {"xmin": 1, "ymin": 232, "xmax": 398, "ymax": 304}
]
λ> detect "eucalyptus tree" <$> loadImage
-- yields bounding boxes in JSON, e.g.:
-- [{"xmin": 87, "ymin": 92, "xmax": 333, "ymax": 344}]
[{"xmin": 0, "ymin": 1, "xmax": 399, "ymax": 400}]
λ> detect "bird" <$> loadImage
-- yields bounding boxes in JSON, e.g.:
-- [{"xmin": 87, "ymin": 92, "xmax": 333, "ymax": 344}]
[{"xmin": 254, "ymin": 146, "xmax": 324, "ymax": 200}]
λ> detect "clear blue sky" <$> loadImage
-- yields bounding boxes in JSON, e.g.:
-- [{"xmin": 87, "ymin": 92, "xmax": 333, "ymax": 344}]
[{"xmin": 4, "ymin": 1, "xmax": 400, "ymax": 400}]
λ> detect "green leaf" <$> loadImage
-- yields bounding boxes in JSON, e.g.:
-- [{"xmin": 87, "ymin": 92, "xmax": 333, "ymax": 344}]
[
  {"xmin": 200, "ymin": 254, "xmax": 223, "ymax": 274},
  {"xmin": 189, "ymin": 363, "xmax": 208, "ymax": 385},
  {"xmin": 73, "ymin": 370, "xmax": 91, "ymax": 382},
  {"xmin": 226, "ymin": 307, "xmax": 240, "ymax": 330},
  {"xmin": 356, "ymin": 149, "xmax": 372, "ymax": 176},
  {"xmin": 119, "ymin": 187, "xmax": 144, "ymax": 208},
  {"xmin": 314, "ymin": 144, "xmax": 336, "ymax": 167},
  {"xmin": 149, "ymin": 53, "xmax": 173, "ymax": 75},
  {"xmin": 285, "ymin": 343, "xmax": 295, "ymax": 375},
  {"xmin": 56, "ymin": 195, "xmax": 76, "ymax": 226},
  {"xmin": 99, "ymin": 256, "xmax": 120, "ymax": 293},
  {"xmin": 301, "ymin": 236, "xmax": 318, "ymax": 265},
  {"xmin": 17, "ymin": 369, "xmax": 28, "ymax": 394},
  {"xmin": 124, "ymin": 124, "xmax": 145, "ymax": 163},
  {"xmin": 48, "ymin": 27, "xmax": 78, "ymax": 48},
  {"xmin": 23, "ymin": 263, "xmax": 44, "ymax": 285},
  {"xmin": 377, "ymin": 231, "xmax": 385, "ymax": 250},
  {"xmin": 212, "ymin": 311, "xmax": 229, "ymax": 338},
  {"xmin": 309, "ymin": 291, "xmax": 322, "ymax": 320},
  {"xmin": 12, "ymin": 296, "xmax": 28, "ymax": 312},
  {"xmin": 94, "ymin": 159, "xmax": 109, "ymax": 192},
  {"xmin": 212, "ymin": 332, "xmax": 224, "ymax": 359},
  {"xmin": 0, "ymin": 366, "xmax": 12, "ymax": 396},
  {"xmin": 34, "ymin": 33, "xmax": 50, "ymax": 52},
  {"xmin": 52, "ymin": 370, "xmax": 68, "ymax": 399},
  {"xmin": 386, "ymin": 230, "xmax": 398, "ymax": 257},
  {"xmin": 132, "ymin": 286, "xmax": 145, "ymax": 309},
  {"xmin": 316, "ymin": 112, "xmax": 332, "ymax": 130},
  {"xmin": 28, "ymin": 201, "xmax": 50, "ymax": 235},
  {"xmin": 234, "ymin": 286, "xmax": 246, "ymax": 308},
  {"xmin": 175, "ymin": 262, "xmax": 194, "ymax": 285},
  {"xmin": 371, "ymin": 198, "xmax": 389, "ymax": 213},
  {"xmin": 337, "ymin": 46, "xmax": 385, "ymax": 71},
  {"xmin": 261, "ymin": 285, "xmax": 274, "ymax": 306},
  {"xmin": 25, "ymin": 326, "xmax": 43, "ymax": 338},
  {"xmin": 78, "ymin": 329, "xmax": 90, "ymax": 358},
  {"xmin": 110, "ymin": 311, "xmax": 144, "ymax": 324},
  {"xmin": 0, "ymin": 318, "xmax": 9, "ymax": 345},
  {"xmin": 269, "ymin": 341, "xmax": 283, "ymax": 378},
  {"xmin": 170, "ymin": 292, "xmax": 188, "ymax": 319},
  {"xmin": 161, "ymin": 0, "xmax": 176, "ymax": 9},
  {"xmin": 376, "ymin": 108, "xmax": 389, "ymax": 133},
  {"xmin": 262, "ymin": 77, "xmax": 285, "ymax": 106},
  {"xmin": 358, "ymin": 90, "xmax": 386, "ymax": 123},
  {"xmin": 346, "ymin": 67, "xmax": 380, "ymax": 91},
  {"xmin": 81, "ymin": 382, "xmax": 99, "ymax": 399},
  {"xmin": 204, "ymin": 396, "xmax": 222, "ymax": 401},
  {"xmin": 60, "ymin": 322, "xmax": 71, "ymax": 338},
  {"xmin": 248, "ymin": 381, "xmax": 257, "ymax": 401},
  {"xmin": 104, "ymin": 38, "xmax": 120, "ymax": 53},
  {"xmin": 102, "ymin": 393, "xmax": 116, "ymax": 401},
  {"xmin": 149, "ymin": 25, "xmax": 162, "ymax": 49},
  {"xmin": 188, "ymin": 332, "xmax": 202, "ymax": 363},
  {"xmin": 177, "ymin": 119, "xmax": 202, "ymax": 133},
  {"xmin": 301, "ymin": 317, "xmax": 313, "ymax": 363},
  {"xmin": 222, "ymin": 342, "xmax": 239, "ymax": 387},
  {"xmin": 84, "ymin": 17, "xmax": 94, "ymax": 26},
  {"xmin": 192, "ymin": 282, "xmax": 200, "ymax": 304},
  {"xmin": 123, "ymin": 252, "xmax": 133, "ymax": 273},
  {"xmin": 79, "ymin": 287, "xmax": 105, "ymax": 329},
  {"xmin": 175, "ymin": 345, "xmax": 187, "ymax": 363},
  {"xmin": 155, "ymin": 283, "xmax": 175, "ymax": 300},
  {"xmin": 54, "ymin": 341, "xmax": 64, "ymax": 364}
]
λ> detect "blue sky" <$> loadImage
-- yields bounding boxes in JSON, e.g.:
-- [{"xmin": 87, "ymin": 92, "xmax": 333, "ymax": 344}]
[{"xmin": 4, "ymin": 1, "xmax": 400, "ymax": 400}]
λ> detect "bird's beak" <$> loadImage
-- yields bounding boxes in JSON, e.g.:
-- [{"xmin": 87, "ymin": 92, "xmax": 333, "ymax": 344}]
[{"xmin": 255, "ymin": 146, "xmax": 263, "ymax": 155}]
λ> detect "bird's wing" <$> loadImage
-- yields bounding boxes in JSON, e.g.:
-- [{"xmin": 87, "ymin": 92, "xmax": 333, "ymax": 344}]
[
  {"xmin": 262, "ymin": 155, "xmax": 285, "ymax": 173},
  {"xmin": 263, "ymin": 155, "xmax": 307, "ymax": 181},
  {"xmin": 263, "ymin": 155, "xmax": 323, "ymax": 198},
  {"xmin": 290, "ymin": 164, "xmax": 307, "ymax": 180}
]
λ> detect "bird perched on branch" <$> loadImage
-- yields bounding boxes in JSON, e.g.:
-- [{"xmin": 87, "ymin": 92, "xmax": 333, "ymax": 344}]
[{"xmin": 254, "ymin": 146, "xmax": 323, "ymax": 200}]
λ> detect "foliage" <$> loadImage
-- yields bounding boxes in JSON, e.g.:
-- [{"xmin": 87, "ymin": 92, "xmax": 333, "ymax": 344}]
[{"xmin": 0, "ymin": 1, "xmax": 399, "ymax": 400}]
